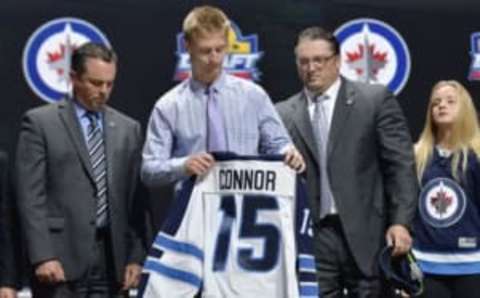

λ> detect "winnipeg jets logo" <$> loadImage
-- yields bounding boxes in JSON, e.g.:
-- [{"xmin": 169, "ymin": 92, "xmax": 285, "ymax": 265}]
[
  {"xmin": 334, "ymin": 18, "xmax": 411, "ymax": 95},
  {"xmin": 23, "ymin": 17, "xmax": 110, "ymax": 102},
  {"xmin": 344, "ymin": 28, "xmax": 388, "ymax": 83},
  {"xmin": 419, "ymin": 178, "xmax": 466, "ymax": 228},
  {"xmin": 430, "ymin": 187, "xmax": 453, "ymax": 216},
  {"xmin": 47, "ymin": 41, "xmax": 73, "ymax": 82}
]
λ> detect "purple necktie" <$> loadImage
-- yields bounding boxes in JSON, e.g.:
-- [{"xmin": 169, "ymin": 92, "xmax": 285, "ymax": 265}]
[{"xmin": 206, "ymin": 87, "xmax": 226, "ymax": 151}]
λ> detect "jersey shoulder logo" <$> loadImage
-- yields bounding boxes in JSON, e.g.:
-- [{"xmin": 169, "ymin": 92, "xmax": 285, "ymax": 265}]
[
  {"xmin": 174, "ymin": 21, "xmax": 263, "ymax": 81},
  {"xmin": 419, "ymin": 177, "xmax": 467, "ymax": 228},
  {"xmin": 334, "ymin": 18, "xmax": 411, "ymax": 95},
  {"xmin": 22, "ymin": 17, "xmax": 110, "ymax": 102}
]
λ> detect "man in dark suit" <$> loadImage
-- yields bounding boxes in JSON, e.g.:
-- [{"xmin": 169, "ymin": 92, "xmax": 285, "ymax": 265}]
[
  {"xmin": 15, "ymin": 42, "xmax": 145, "ymax": 297},
  {"xmin": 276, "ymin": 27, "xmax": 418, "ymax": 297},
  {"xmin": 0, "ymin": 151, "xmax": 20, "ymax": 298}
]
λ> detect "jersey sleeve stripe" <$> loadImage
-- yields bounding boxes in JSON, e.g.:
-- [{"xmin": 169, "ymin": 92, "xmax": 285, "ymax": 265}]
[
  {"xmin": 298, "ymin": 271, "xmax": 317, "ymax": 282},
  {"xmin": 144, "ymin": 259, "xmax": 203, "ymax": 288},
  {"xmin": 299, "ymin": 285, "xmax": 320, "ymax": 296},
  {"xmin": 148, "ymin": 245, "xmax": 163, "ymax": 258},
  {"xmin": 298, "ymin": 255, "xmax": 316, "ymax": 270},
  {"xmin": 155, "ymin": 232, "xmax": 204, "ymax": 262}
]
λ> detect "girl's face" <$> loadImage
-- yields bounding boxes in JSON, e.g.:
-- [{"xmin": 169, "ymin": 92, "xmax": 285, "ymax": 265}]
[{"xmin": 431, "ymin": 85, "xmax": 461, "ymax": 129}]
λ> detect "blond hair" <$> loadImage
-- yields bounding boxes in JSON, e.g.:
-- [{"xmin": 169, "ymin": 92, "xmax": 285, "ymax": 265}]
[
  {"xmin": 183, "ymin": 6, "xmax": 230, "ymax": 42},
  {"xmin": 415, "ymin": 80, "xmax": 480, "ymax": 181}
]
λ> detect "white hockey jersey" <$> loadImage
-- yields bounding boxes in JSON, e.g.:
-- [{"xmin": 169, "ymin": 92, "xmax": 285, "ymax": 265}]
[{"xmin": 138, "ymin": 154, "xmax": 319, "ymax": 298}]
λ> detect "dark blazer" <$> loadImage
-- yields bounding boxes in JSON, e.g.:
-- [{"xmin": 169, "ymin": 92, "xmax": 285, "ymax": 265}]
[
  {"xmin": 15, "ymin": 99, "xmax": 145, "ymax": 283},
  {"xmin": 0, "ymin": 151, "xmax": 21, "ymax": 288},
  {"xmin": 276, "ymin": 78, "xmax": 418, "ymax": 276}
]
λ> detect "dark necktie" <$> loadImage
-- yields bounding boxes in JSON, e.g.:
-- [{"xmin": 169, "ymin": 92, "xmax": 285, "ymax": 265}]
[
  {"xmin": 206, "ymin": 87, "xmax": 226, "ymax": 151},
  {"xmin": 311, "ymin": 95, "xmax": 334, "ymax": 218},
  {"xmin": 86, "ymin": 112, "xmax": 108, "ymax": 228}
]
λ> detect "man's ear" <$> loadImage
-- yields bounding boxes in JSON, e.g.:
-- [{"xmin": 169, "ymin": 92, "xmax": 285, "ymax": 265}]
[{"xmin": 334, "ymin": 54, "xmax": 341, "ymax": 69}]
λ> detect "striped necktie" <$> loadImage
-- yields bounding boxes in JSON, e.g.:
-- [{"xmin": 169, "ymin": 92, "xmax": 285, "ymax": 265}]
[
  {"xmin": 86, "ymin": 112, "xmax": 108, "ymax": 228},
  {"xmin": 206, "ymin": 87, "xmax": 226, "ymax": 151},
  {"xmin": 312, "ymin": 95, "xmax": 334, "ymax": 218}
]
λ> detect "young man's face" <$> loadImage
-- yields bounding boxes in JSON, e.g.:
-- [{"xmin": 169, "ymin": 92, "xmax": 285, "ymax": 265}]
[
  {"xmin": 186, "ymin": 30, "xmax": 228, "ymax": 84},
  {"xmin": 71, "ymin": 57, "xmax": 116, "ymax": 112}
]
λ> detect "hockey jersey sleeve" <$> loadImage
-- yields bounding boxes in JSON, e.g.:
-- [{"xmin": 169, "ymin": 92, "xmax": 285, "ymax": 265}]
[
  {"xmin": 295, "ymin": 177, "xmax": 321, "ymax": 298},
  {"xmin": 137, "ymin": 176, "xmax": 203, "ymax": 298}
]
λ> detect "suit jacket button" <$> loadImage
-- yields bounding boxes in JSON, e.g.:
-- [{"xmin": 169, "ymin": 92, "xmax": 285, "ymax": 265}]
[{"xmin": 90, "ymin": 219, "xmax": 95, "ymax": 225}]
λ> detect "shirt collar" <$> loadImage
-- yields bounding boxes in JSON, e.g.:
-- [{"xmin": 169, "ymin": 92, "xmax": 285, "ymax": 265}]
[
  {"xmin": 304, "ymin": 77, "xmax": 342, "ymax": 104},
  {"xmin": 189, "ymin": 71, "xmax": 227, "ymax": 95},
  {"xmin": 72, "ymin": 98, "xmax": 100, "ymax": 120}
]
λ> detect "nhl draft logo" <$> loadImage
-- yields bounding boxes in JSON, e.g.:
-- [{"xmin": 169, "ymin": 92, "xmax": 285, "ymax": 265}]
[
  {"xmin": 468, "ymin": 32, "xmax": 480, "ymax": 80},
  {"xmin": 419, "ymin": 177, "xmax": 467, "ymax": 228},
  {"xmin": 23, "ymin": 17, "xmax": 110, "ymax": 102},
  {"xmin": 174, "ymin": 21, "xmax": 263, "ymax": 81},
  {"xmin": 334, "ymin": 18, "xmax": 411, "ymax": 95}
]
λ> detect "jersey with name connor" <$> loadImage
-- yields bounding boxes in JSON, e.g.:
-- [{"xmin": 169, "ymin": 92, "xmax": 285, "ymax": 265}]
[{"xmin": 138, "ymin": 154, "xmax": 319, "ymax": 298}]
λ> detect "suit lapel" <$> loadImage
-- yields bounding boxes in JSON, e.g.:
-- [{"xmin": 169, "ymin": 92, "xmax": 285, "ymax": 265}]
[
  {"xmin": 291, "ymin": 92, "xmax": 320, "ymax": 165},
  {"xmin": 58, "ymin": 99, "xmax": 96, "ymax": 182},
  {"xmin": 103, "ymin": 108, "xmax": 116, "ymax": 209},
  {"xmin": 327, "ymin": 79, "xmax": 356, "ymax": 157}
]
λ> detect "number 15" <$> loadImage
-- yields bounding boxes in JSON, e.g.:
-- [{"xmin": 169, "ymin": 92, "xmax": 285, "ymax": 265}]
[{"xmin": 212, "ymin": 195, "xmax": 280, "ymax": 272}]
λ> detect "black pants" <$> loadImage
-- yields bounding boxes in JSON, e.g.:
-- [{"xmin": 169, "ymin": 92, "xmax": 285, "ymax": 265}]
[
  {"xmin": 420, "ymin": 273, "xmax": 480, "ymax": 298},
  {"xmin": 314, "ymin": 215, "xmax": 382, "ymax": 298},
  {"xmin": 32, "ymin": 229, "xmax": 127, "ymax": 298}
]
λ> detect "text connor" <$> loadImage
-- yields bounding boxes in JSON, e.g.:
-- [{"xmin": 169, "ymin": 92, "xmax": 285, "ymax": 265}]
[{"xmin": 219, "ymin": 169, "xmax": 276, "ymax": 191}]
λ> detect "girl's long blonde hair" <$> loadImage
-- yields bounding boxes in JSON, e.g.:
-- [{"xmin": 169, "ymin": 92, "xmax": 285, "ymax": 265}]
[{"xmin": 415, "ymin": 80, "xmax": 480, "ymax": 181}]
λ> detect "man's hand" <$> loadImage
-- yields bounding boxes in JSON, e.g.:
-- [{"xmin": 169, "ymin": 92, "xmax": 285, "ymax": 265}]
[
  {"xmin": 385, "ymin": 224, "xmax": 412, "ymax": 256},
  {"xmin": 185, "ymin": 153, "xmax": 215, "ymax": 176},
  {"xmin": 0, "ymin": 287, "xmax": 17, "ymax": 298},
  {"xmin": 284, "ymin": 146, "xmax": 306, "ymax": 173},
  {"xmin": 35, "ymin": 259, "xmax": 66, "ymax": 284},
  {"xmin": 122, "ymin": 263, "xmax": 142, "ymax": 290}
]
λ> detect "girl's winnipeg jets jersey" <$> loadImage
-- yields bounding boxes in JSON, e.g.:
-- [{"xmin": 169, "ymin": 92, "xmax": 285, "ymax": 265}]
[
  {"xmin": 138, "ymin": 154, "xmax": 319, "ymax": 298},
  {"xmin": 413, "ymin": 149, "xmax": 480, "ymax": 275}
]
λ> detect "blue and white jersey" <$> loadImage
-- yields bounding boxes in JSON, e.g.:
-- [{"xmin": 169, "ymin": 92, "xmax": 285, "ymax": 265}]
[
  {"xmin": 138, "ymin": 154, "xmax": 320, "ymax": 298},
  {"xmin": 413, "ymin": 148, "xmax": 480, "ymax": 275}
]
